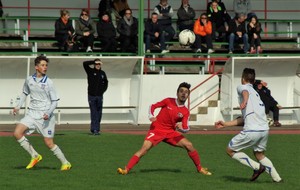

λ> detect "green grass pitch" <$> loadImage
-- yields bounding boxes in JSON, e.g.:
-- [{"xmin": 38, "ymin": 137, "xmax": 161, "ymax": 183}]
[{"xmin": 0, "ymin": 131, "xmax": 299, "ymax": 190}]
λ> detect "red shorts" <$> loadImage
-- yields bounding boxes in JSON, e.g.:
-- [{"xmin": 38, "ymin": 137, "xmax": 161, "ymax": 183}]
[{"xmin": 144, "ymin": 129, "xmax": 184, "ymax": 146}]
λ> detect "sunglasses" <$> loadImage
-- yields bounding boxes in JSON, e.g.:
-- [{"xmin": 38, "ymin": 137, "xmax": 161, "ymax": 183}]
[
  {"xmin": 201, "ymin": 17, "xmax": 207, "ymax": 19},
  {"xmin": 125, "ymin": 12, "xmax": 131, "ymax": 14},
  {"xmin": 81, "ymin": 13, "xmax": 88, "ymax": 16}
]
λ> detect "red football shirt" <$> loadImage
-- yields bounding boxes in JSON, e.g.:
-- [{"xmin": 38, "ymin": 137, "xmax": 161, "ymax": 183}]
[{"xmin": 149, "ymin": 98, "xmax": 190, "ymax": 132}]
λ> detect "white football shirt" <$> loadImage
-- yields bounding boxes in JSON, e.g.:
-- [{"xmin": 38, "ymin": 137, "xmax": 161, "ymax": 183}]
[
  {"xmin": 22, "ymin": 74, "xmax": 59, "ymax": 111},
  {"xmin": 237, "ymin": 83, "xmax": 269, "ymax": 131}
]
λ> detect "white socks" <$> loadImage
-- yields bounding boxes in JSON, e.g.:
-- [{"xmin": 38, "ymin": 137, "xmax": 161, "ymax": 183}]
[
  {"xmin": 259, "ymin": 157, "xmax": 282, "ymax": 182},
  {"xmin": 232, "ymin": 152, "xmax": 260, "ymax": 170},
  {"xmin": 51, "ymin": 144, "xmax": 69, "ymax": 164},
  {"xmin": 17, "ymin": 136, "xmax": 39, "ymax": 158}
]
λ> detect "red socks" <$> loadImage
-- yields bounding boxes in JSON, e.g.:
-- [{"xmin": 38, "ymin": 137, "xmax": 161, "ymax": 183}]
[
  {"xmin": 126, "ymin": 155, "xmax": 140, "ymax": 172},
  {"xmin": 188, "ymin": 150, "xmax": 202, "ymax": 171},
  {"xmin": 126, "ymin": 151, "xmax": 201, "ymax": 172}
]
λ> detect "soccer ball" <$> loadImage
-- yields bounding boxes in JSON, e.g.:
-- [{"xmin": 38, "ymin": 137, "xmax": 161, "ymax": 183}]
[
  {"xmin": 267, "ymin": 117, "xmax": 274, "ymax": 127},
  {"xmin": 178, "ymin": 29, "xmax": 196, "ymax": 46}
]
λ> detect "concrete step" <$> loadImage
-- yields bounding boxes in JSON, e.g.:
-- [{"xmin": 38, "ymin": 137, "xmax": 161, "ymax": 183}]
[
  {"xmin": 189, "ymin": 114, "xmax": 197, "ymax": 121},
  {"xmin": 208, "ymin": 100, "xmax": 218, "ymax": 107},
  {"xmin": 198, "ymin": 107, "xmax": 208, "ymax": 114}
]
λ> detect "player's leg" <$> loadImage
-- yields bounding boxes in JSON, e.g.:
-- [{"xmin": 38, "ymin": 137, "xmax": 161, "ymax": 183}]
[
  {"xmin": 175, "ymin": 136, "xmax": 212, "ymax": 175},
  {"xmin": 228, "ymin": 133, "xmax": 261, "ymax": 172},
  {"xmin": 118, "ymin": 140, "xmax": 153, "ymax": 175},
  {"xmin": 254, "ymin": 151, "xmax": 281, "ymax": 182},
  {"xmin": 41, "ymin": 116, "xmax": 71, "ymax": 170},
  {"xmin": 253, "ymin": 132, "xmax": 282, "ymax": 182},
  {"xmin": 44, "ymin": 137, "xmax": 71, "ymax": 171},
  {"xmin": 14, "ymin": 122, "xmax": 41, "ymax": 169}
]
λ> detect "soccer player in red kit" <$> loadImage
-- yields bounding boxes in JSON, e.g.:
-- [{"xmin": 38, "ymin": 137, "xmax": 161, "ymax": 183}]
[{"xmin": 117, "ymin": 82, "xmax": 212, "ymax": 175}]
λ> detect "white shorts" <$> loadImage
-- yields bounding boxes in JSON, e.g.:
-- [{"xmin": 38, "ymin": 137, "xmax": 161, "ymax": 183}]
[
  {"xmin": 19, "ymin": 109, "xmax": 56, "ymax": 138},
  {"xmin": 228, "ymin": 130, "xmax": 269, "ymax": 152}
]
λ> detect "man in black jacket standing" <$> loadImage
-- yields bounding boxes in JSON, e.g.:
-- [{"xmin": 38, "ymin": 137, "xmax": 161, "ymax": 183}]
[{"xmin": 83, "ymin": 59, "xmax": 108, "ymax": 135}]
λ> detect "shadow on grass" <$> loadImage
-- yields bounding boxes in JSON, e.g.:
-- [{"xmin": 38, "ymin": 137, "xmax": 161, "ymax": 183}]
[
  {"xmin": 223, "ymin": 175, "xmax": 249, "ymax": 182},
  {"xmin": 140, "ymin": 168, "xmax": 181, "ymax": 173},
  {"xmin": 14, "ymin": 166, "xmax": 57, "ymax": 170},
  {"xmin": 223, "ymin": 175, "xmax": 272, "ymax": 184}
]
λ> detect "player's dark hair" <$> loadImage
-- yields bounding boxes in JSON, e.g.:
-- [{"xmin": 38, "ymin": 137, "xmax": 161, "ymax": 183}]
[
  {"xmin": 242, "ymin": 68, "xmax": 256, "ymax": 84},
  {"xmin": 177, "ymin": 82, "xmax": 191, "ymax": 93},
  {"xmin": 34, "ymin": 55, "xmax": 49, "ymax": 66}
]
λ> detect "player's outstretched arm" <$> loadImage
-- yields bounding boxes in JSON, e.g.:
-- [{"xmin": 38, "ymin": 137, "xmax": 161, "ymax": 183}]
[{"xmin": 215, "ymin": 117, "xmax": 244, "ymax": 129}]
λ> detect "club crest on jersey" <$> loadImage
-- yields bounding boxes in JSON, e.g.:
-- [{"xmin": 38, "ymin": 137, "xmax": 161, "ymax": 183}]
[
  {"xmin": 48, "ymin": 130, "xmax": 52, "ymax": 135},
  {"xmin": 41, "ymin": 84, "xmax": 46, "ymax": 89},
  {"xmin": 177, "ymin": 112, "xmax": 183, "ymax": 118}
]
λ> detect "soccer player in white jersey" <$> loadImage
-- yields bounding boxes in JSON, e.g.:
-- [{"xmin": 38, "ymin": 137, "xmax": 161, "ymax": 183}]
[
  {"xmin": 12, "ymin": 55, "xmax": 71, "ymax": 171},
  {"xmin": 215, "ymin": 68, "xmax": 282, "ymax": 182}
]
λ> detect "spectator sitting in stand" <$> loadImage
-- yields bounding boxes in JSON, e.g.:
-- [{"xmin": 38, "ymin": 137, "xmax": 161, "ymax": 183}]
[
  {"xmin": 207, "ymin": 0, "xmax": 231, "ymax": 22},
  {"xmin": 177, "ymin": 0, "xmax": 196, "ymax": 32},
  {"xmin": 98, "ymin": 0, "xmax": 113, "ymax": 19},
  {"xmin": 97, "ymin": 11, "xmax": 118, "ymax": 53},
  {"xmin": 54, "ymin": 9, "xmax": 75, "ymax": 51},
  {"xmin": 144, "ymin": 12, "xmax": 169, "ymax": 54},
  {"xmin": 75, "ymin": 9, "xmax": 95, "ymax": 52},
  {"xmin": 233, "ymin": 0, "xmax": 254, "ymax": 20},
  {"xmin": 207, "ymin": 0, "xmax": 229, "ymax": 41},
  {"xmin": 117, "ymin": 8, "xmax": 138, "ymax": 53},
  {"xmin": 254, "ymin": 80, "xmax": 282, "ymax": 127},
  {"xmin": 111, "ymin": 0, "xmax": 130, "ymax": 28},
  {"xmin": 154, "ymin": 0, "xmax": 175, "ymax": 43},
  {"xmin": 227, "ymin": 13, "xmax": 249, "ymax": 54},
  {"xmin": 247, "ymin": 15, "xmax": 262, "ymax": 54},
  {"xmin": 207, "ymin": 0, "xmax": 227, "ymax": 14},
  {"xmin": 193, "ymin": 13, "xmax": 214, "ymax": 54}
]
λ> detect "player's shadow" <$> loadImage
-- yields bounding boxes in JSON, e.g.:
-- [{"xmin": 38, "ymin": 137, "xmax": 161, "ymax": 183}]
[
  {"xmin": 14, "ymin": 166, "xmax": 57, "ymax": 170},
  {"xmin": 140, "ymin": 168, "xmax": 181, "ymax": 173},
  {"xmin": 223, "ymin": 175, "xmax": 270, "ymax": 184},
  {"xmin": 223, "ymin": 175, "xmax": 249, "ymax": 182}
]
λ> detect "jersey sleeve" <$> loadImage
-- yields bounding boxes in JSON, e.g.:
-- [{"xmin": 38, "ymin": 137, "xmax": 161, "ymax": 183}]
[
  {"xmin": 237, "ymin": 84, "xmax": 248, "ymax": 95},
  {"xmin": 178, "ymin": 108, "xmax": 190, "ymax": 133},
  {"xmin": 22, "ymin": 77, "xmax": 30, "ymax": 95},
  {"xmin": 48, "ymin": 79, "xmax": 60, "ymax": 102},
  {"xmin": 148, "ymin": 98, "xmax": 168, "ymax": 119}
]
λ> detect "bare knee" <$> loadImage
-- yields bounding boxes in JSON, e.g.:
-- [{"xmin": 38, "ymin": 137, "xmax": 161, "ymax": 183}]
[
  {"xmin": 226, "ymin": 147, "xmax": 235, "ymax": 157},
  {"xmin": 184, "ymin": 141, "xmax": 195, "ymax": 151},
  {"xmin": 177, "ymin": 138, "xmax": 195, "ymax": 152},
  {"xmin": 135, "ymin": 140, "xmax": 153, "ymax": 157},
  {"xmin": 44, "ymin": 138, "xmax": 55, "ymax": 149},
  {"xmin": 254, "ymin": 151, "xmax": 265, "ymax": 161},
  {"xmin": 13, "ymin": 124, "xmax": 27, "ymax": 140}
]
